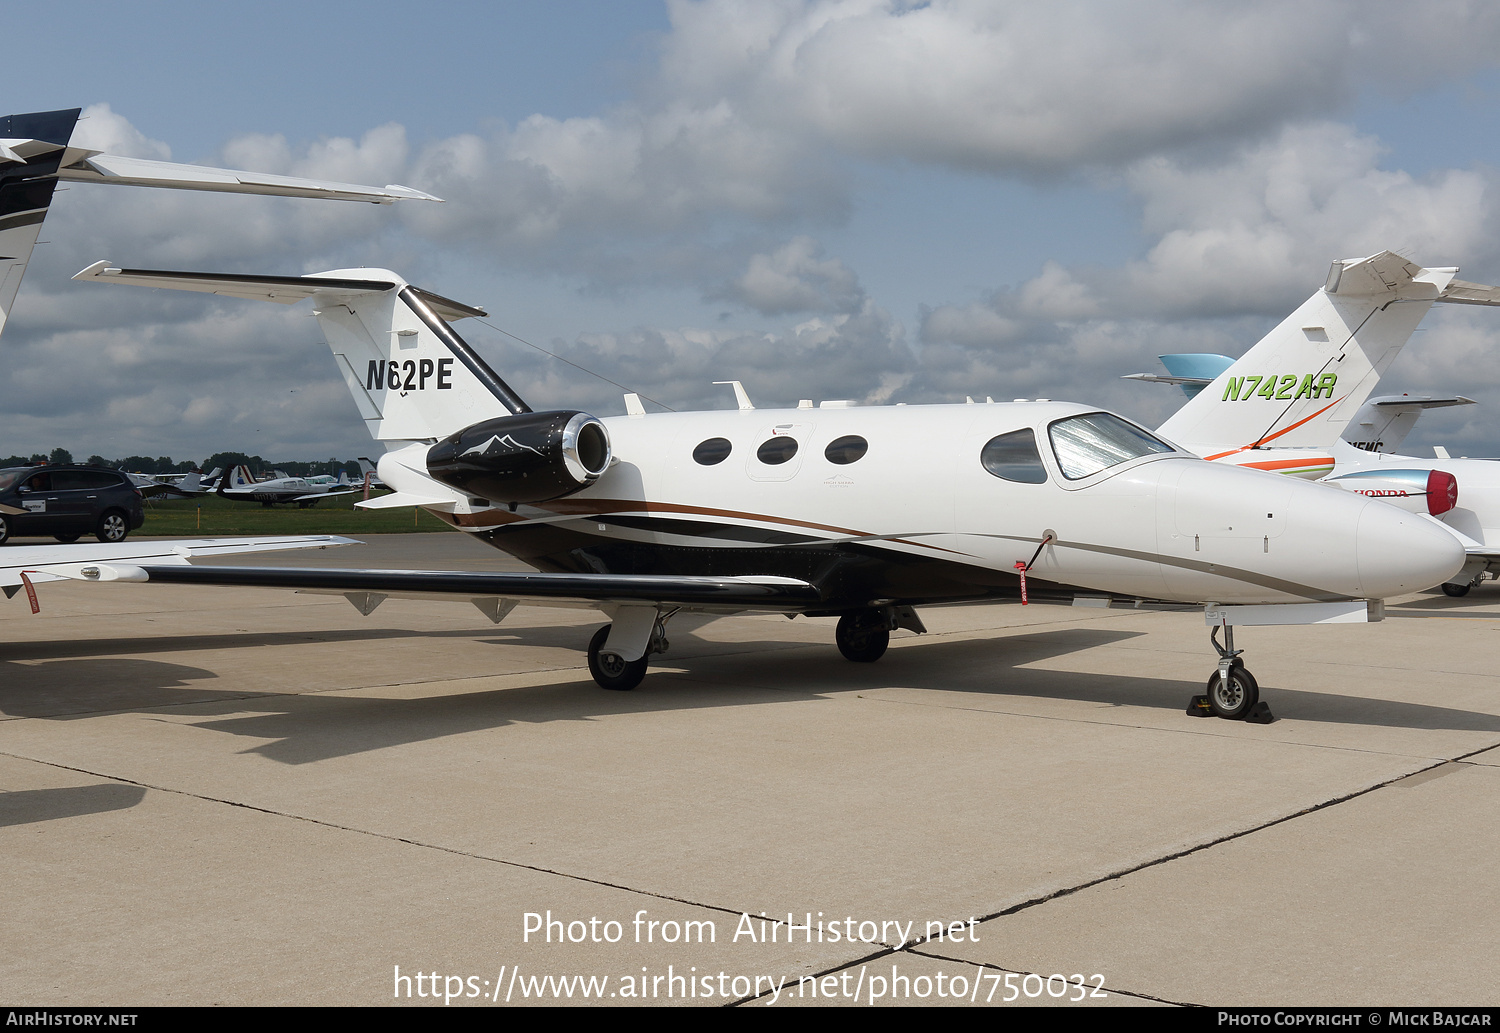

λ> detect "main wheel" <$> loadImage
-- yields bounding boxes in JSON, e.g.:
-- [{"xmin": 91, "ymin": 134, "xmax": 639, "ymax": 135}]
[
  {"xmin": 1442, "ymin": 582, "xmax": 1471, "ymax": 597},
  {"xmin": 0, "ymin": 514, "xmax": 9, "ymax": 545},
  {"xmin": 588, "ymin": 625, "xmax": 647, "ymax": 691},
  {"xmin": 1205, "ymin": 664, "xmax": 1259, "ymax": 720},
  {"xmin": 836, "ymin": 612, "xmax": 890, "ymax": 663},
  {"xmin": 94, "ymin": 510, "xmax": 129, "ymax": 543}
]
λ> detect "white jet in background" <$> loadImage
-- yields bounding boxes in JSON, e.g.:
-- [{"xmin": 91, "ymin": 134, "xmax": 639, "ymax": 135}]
[
  {"xmin": 1128, "ymin": 251, "xmax": 1500, "ymax": 595},
  {"xmin": 73, "ymin": 261, "xmax": 1467, "ymax": 722}
]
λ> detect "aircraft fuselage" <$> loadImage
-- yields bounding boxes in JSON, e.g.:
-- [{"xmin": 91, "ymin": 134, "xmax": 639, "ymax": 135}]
[{"xmin": 380, "ymin": 401, "xmax": 1462, "ymax": 611}]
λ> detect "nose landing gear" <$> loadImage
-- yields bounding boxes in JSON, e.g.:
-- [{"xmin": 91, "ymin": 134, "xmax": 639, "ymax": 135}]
[{"xmin": 1188, "ymin": 623, "xmax": 1276, "ymax": 723}]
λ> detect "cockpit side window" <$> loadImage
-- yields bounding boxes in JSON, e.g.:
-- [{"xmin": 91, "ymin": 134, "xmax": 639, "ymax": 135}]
[
  {"xmin": 980, "ymin": 429, "xmax": 1048, "ymax": 483},
  {"xmin": 1048, "ymin": 412, "xmax": 1174, "ymax": 480}
]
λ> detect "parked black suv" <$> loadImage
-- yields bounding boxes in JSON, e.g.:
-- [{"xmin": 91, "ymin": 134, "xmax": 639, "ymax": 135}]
[{"xmin": 0, "ymin": 465, "xmax": 146, "ymax": 545}]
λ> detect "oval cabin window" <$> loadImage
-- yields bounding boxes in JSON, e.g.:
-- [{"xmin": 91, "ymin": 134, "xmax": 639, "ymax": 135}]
[
  {"xmin": 693, "ymin": 437, "xmax": 733, "ymax": 465},
  {"xmin": 824, "ymin": 435, "xmax": 868, "ymax": 465},
  {"xmin": 756, "ymin": 436, "xmax": 799, "ymax": 465}
]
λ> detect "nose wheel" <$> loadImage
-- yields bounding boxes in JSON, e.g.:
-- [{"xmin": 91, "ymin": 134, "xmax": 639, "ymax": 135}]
[{"xmin": 1188, "ymin": 624, "xmax": 1275, "ymax": 722}]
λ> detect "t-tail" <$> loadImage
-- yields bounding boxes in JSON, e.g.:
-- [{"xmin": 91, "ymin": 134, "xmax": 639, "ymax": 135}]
[
  {"xmin": 74, "ymin": 263, "xmax": 613, "ymax": 514},
  {"xmin": 1149, "ymin": 251, "xmax": 1500, "ymax": 464}
]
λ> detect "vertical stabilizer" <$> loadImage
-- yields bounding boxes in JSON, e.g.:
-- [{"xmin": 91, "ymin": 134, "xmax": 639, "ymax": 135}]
[
  {"xmin": 1157, "ymin": 252, "xmax": 1454, "ymax": 456},
  {"xmin": 0, "ymin": 109, "xmax": 81, "ymax": 342}
]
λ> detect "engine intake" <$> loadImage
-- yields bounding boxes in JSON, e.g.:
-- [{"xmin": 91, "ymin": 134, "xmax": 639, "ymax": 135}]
[{"xmin": 426, "ymin": 410, "xmax": 611, "ymax": 504}]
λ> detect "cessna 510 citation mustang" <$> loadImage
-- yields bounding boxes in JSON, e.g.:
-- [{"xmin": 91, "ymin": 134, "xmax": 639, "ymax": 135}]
[{"xmin": 72, "ymin": 262, "xmax": 1465, "ymax": 721}]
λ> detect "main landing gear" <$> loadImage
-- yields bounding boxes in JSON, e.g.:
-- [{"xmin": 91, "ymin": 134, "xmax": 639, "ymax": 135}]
[
  {"xmin": 836, "ymin": 611, "xmax": 890, "ymax": 663},
  {"xmin": 1188, "ymin": 623, "xmax": 1275, "ymax": 723},
  {"xmin": 834, "ymin": 605, "xmax": 926, "ymax": 664},
  {"xmin": 586, "ymin": 609, "xmax": 675, "ymax": 691}
]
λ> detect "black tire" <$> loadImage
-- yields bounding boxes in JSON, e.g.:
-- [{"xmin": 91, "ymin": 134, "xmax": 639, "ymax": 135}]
[
  {"xmin": 836, "ymin": 612, "xmax": 890, "ymax": 663},
  {"xmin": 1205, "ymin": 664, "xmax": 1259, "ymax": 720},
  {"xmin": 0, "ymin": 514, "xmax": 9, "ymax": 545},
  {"xmin": 1442, "ymin": 582, "xmax": 1471, "ymax": 597},
  {"xmin": 54, "ymin": 534, "xmax": 81, "ymax": 543},
  {"xmin": 94, "ymin": 509, "xmax": 129, "ymax": 543},
  {"xmin": 587, "ymin": 625, "xmax": 647, "ymax": 691}
]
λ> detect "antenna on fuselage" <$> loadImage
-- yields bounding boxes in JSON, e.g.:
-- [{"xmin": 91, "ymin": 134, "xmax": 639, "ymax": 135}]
[{"xmin": 713, "ymin": 381, "xmax": 755, "ymax": 410}]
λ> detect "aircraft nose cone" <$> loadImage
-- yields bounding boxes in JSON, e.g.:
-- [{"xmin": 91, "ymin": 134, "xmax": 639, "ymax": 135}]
[{"xmin": 1355, "ymin": 500, "xmax": 1465, "ymax": 597}]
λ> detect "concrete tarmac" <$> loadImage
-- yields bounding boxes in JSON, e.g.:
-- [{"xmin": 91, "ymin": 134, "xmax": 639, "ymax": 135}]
[{"xmin": 2, "ymin": 532, "xmax": 1497, "ymax": 1007}]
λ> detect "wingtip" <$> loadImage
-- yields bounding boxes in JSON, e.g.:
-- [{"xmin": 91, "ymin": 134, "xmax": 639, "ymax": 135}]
[
  {"xmin": 384, "ymin": 183, "xmax": 444, "ymax": 203},
  {"xmin": 73, "ymin": 260, "xmax": 117, "ymax": 281}
]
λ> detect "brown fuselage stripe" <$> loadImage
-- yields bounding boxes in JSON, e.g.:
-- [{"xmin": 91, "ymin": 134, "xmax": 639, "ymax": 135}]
[{"xmin": 432, "ymin": 499, "xmax": 959, "ymax": 553}]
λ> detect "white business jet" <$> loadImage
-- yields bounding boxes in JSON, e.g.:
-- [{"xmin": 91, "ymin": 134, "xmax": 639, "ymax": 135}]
[
  {"xmin": 70, "ymin": 262, "xmax": 1466, "ymax": 720},
  {"xmin": 1128, "ymin": 251, "xmax": 1500, "ymax": 595}
]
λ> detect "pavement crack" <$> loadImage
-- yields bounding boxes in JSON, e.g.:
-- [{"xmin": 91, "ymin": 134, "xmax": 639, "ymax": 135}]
[{"xmin": 0, "ymin": 750, "xmax": 754, "ymax": 926}]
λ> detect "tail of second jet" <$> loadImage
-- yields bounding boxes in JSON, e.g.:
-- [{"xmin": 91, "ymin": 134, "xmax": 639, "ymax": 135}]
[
  {"xmin": 75, "ymin": 262, "xmax": 615, "ymax": 511},
  {"xmin": 74, "ymin": 263, "xmax": 528, "ymax": 443},
  {"xmin": 1152, "ymin": 251, "xmax": 1500, "ymax": 461}
]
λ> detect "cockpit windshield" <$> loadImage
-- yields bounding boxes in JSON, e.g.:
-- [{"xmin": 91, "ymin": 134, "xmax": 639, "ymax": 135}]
[{"xmin": 1047, "ymin": 412, "xmax": 1175, "ymax": 480}]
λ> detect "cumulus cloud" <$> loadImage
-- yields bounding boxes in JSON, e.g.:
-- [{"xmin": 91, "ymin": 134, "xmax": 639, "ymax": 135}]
[
  {"xmin": 659, "ymin": 0, "xmax": 1500, "ymax": 174},
  {"xmin": 713, "ymin": 236, "xmax": 864, "ymax": 314},
  {"xmin": 489, "ymin": 295, "xmax": 914, "ymax": 416},
  {"xmin": 12, "ymin": 5, "xmax": 1500, "ymax": 461}
]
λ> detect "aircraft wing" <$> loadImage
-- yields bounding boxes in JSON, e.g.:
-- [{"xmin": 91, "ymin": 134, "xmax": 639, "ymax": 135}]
[
  {"xmin": 56, "ymin": 151, "xmax": 440, "ymax": 204},
  {"xmin": 60, "ymin": 565, "xmax": 825, "ymax": 613},
  {"xmin": 294, "ymin": 489, "xmax": 361, "ymax": 503},
  {"xmin": 3, "ymin": 535, "xmax": 356, "ymax": 593}
]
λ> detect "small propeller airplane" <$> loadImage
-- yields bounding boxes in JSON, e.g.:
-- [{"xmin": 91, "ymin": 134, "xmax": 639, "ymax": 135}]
[
  {"xmin": 68, "ymin": 259, "xmax": 1466, "ymax": 721},
  {"xmin": 206, "ymin": 465, "xmax": 359, "ymax": 508},
  {"xmin": 1127, "ymin": 251, "xmax": 1500, "ymax": 596}
]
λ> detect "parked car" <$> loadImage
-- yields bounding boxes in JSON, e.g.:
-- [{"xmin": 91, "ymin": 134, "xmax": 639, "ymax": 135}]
[{"xmin": 0, "ymin": 465, "xmax": 146, "ymax": 544}]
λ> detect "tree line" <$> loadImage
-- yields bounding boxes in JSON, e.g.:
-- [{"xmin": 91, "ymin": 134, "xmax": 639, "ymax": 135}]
[{"xmin": 1, "ymin": 449, "xmax": 362, "ymax": 479}]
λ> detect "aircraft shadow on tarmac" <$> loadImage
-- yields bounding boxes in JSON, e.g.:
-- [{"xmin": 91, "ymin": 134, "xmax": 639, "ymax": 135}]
[
  {"xmin": 0, "ymin": 784, "xmax": 147, "ymax": 828},
  {"xmin": 6, "ymin": 624, "xmax": 1496, "ymax": 766}
]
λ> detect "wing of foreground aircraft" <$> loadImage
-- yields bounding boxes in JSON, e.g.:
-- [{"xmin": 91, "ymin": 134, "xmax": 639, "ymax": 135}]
[
  {"xmin": 3, "ymin": 534, "xmax": 355, "ymax": 606},
  {"xmin": 76, "ymin": 260, "xmax": 1468, "ymax": 723},
  {"xmin": 0, "ymin": 108, "xmax": 439, "ymax": 344}
]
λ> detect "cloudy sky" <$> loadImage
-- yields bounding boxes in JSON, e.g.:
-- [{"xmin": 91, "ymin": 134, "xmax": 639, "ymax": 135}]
[{"xmin": 8, "ymin": 0, "xmax": 1500, "ymax": 464}]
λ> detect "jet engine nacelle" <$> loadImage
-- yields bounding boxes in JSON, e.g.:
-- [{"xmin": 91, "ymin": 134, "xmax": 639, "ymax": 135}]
[
  {"xmin": 1325, "ymin": 468, "xmax": 1458, "ymax": 517},
  {"xmin": 425, "ymin": 410, "xmax": 611, "ymax": 504}
]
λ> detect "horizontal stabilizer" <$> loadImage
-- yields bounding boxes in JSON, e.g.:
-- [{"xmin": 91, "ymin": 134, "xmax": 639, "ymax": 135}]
[
  {"xmin": 74, "ymin": 262, "xmax": 398, "ymax": 305},
  {"xmin": 355, "ymin": 492, "xmax": 456, "ymax": 511},
  {"xmin": 73, "ymin": 262, "xmax": 485, "ymax": 322}
]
